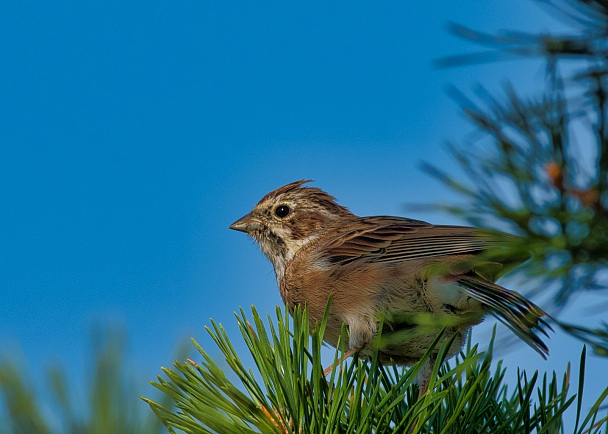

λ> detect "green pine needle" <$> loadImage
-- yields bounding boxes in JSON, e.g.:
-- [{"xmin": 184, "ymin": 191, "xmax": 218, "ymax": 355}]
[{"xmin": 143, "ymin": 305, "xmax": 608, "ymax": 434}]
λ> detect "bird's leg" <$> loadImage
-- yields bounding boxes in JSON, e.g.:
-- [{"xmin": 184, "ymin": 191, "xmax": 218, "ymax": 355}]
[
  {"xmin": 323, "ymin": 347, "xmax": 358, "ymax": 377},
  {"xmin": 417, "ymin": 370, "xmax": 431, "ymax": 400},
  {"xmin": 406, "ymin": 354, "xmax": 437, "ymax": 434},
  {"xmin": 415, "ymin": 354, "xmax": 436, "ymax": 399}
]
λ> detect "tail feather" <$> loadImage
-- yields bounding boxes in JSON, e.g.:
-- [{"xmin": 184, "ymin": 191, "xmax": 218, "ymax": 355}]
[{"xmin": 458, "ymin": 277, "xmax": 553, "ymax": 358}]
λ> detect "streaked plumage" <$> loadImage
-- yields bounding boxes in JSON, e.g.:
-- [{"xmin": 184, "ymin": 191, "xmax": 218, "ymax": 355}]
[{"xmin": 230, "ymin": 180, "xmax": 552, "ymax": 371}]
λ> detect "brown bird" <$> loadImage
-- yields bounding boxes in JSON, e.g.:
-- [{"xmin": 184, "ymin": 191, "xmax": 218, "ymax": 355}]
[{"xmin": 229, "ymin": 180, "xmax": 551, "ymax": 390}]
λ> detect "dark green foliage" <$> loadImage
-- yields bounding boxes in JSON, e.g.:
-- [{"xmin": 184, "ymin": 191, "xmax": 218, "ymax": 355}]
[{"xmin": 144, "ymin": 305, "xmax": 608, "ymax": 433}]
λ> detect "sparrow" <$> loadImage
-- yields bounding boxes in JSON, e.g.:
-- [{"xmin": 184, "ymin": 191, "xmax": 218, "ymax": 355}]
[{"xmin": 229, "ymin": 180, "xmax": 551, "ymax": 380}]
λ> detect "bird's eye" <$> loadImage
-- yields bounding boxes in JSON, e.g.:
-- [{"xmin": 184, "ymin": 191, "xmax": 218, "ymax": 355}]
[{"xmin": 274, "ymin": 205, "xmax": 291, "ymax": 218}]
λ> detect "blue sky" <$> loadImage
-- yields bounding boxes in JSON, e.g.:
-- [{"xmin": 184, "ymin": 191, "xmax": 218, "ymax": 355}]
[{"xmin": 1, "ymin": 0, "xmax": 605, "ymax": 427}]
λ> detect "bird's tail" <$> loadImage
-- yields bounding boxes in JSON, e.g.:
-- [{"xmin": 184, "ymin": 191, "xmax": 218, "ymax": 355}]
[{"xmin": 458, "ymin": 277, "xmax": 553, "ymax": 358}]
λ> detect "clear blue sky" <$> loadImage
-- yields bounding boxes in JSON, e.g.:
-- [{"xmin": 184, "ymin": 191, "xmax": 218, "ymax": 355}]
[{"xmin": 1, "ymin": 0, "xmax": 605, "ymax": 427}]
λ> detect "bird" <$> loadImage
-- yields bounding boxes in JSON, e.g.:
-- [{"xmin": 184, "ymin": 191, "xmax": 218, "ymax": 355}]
[{"xmin": 229, "ymin": 180, "xmax": 552, "ymax": 391}]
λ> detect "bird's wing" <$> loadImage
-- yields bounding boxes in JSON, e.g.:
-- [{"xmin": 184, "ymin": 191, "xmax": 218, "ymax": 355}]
[{"xmin": 322, "ymin": 217, "xmax": 522, "ymax": 277}]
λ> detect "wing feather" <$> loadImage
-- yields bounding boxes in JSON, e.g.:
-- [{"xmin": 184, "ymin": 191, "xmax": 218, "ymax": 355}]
[
  {"xmin": 457, "ymin": 277, "xmax": 552, "ymax": 357},
  {"xmin": 323, "ymin": 217, "xmax": 511, "ymax": 265}
]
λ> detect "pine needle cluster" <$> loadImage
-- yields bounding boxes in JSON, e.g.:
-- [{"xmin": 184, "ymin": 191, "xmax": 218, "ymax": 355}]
[{"xmin": 143, "ymin": 305, "xmax": 608, "ymax": 433}]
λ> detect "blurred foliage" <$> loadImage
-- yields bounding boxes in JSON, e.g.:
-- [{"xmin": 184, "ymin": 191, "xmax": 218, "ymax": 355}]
[
  {"xmin": 422, "ymin": 0, "xmax": 608, "ymax": 355},
  {"xmin": 0, "ymin": 327, "xmax": 180, "ymax": 434},
  {"xmin": 144, "ymin": 305, "xmax": 608, "ymax": 433}
]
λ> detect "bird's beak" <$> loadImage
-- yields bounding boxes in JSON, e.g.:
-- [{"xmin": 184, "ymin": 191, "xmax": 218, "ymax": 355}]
[{"xmin": 229, "ymin": 212, "xmax": 260, "ymax": 233}]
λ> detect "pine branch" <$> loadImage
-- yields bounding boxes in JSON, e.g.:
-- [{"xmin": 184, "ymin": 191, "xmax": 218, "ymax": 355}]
[
  {"xmin": 143, "ymin": 305, "xmax": 608, "ymax": 433},
  {"xmin": 420, "ymin": 0, "xmax": 608, "ymax": 355}
]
